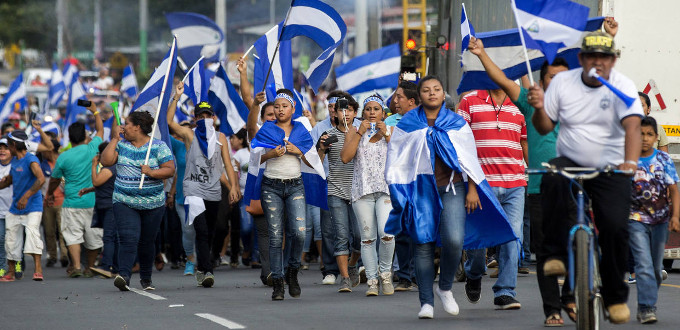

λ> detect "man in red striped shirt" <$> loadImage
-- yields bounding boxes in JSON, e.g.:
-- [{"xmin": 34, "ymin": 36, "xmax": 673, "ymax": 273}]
[{"xmin": 457, "ymin": 88, "xmax": 527, "ymax": 310}]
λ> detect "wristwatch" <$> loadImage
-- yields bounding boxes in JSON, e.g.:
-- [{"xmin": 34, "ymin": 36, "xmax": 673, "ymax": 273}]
[{"xmin": 384, "ymin": 127, "xmax": 391, "ymax": 137}]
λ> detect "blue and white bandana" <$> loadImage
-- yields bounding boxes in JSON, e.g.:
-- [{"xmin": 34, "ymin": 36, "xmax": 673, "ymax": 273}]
[
  {"xmin": 275, "ymin": 93, "xmax": 295, "ymax": 107},
  {"xmin": 363, "ymin": 96, "xmax": 385, "ymax": 110}
]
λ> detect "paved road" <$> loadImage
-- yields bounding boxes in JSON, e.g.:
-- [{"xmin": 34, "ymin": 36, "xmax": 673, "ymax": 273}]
[{"xmin": 1, "ymin": 261, "xmax": 679, "ymax": 329}]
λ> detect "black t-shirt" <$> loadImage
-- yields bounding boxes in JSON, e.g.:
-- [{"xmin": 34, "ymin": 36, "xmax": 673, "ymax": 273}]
[{"xmin": 95, "ymin": 165, "xmax": 116, "ymax": 209}]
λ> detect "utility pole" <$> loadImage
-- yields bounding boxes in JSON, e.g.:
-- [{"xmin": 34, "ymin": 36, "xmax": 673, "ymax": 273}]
[
  {"xmin": 139, "ymin": 0, "xmax": 148, "ymax": 75},
  {"xmin": 56, "ymin": 0, "xmax": 65, "ymax": 62},
  {"xmin": 367, "ymin": 0, "xmax": 382, "ymax": 51},
  {"xmin": 216, "ymin": 0, "xmax": 227, "ymax": 59},
  {"xmin": 94, "ymin": 0, "xmax": 102, "ymax": 60},
  {"xmin": 355, "ymin": 0, "xmax": 368, "ymax": 56}
]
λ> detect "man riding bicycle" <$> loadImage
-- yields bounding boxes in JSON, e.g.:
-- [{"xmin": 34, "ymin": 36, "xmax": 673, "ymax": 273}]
[{"xmin": 528, "ymin": 31, "xmax": 643, "ymax": 324}]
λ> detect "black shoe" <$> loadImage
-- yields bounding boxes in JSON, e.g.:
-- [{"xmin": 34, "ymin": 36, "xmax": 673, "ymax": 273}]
[
  {"xmin": 494, "ymin": 295, "xmax": 521, "ymax": 310},
  {"xmin": 394, "ymin": 278, "xmax": 412, "ymax": 292},
  {"xmin": 287, "ymin": 267, "xmax": 301, "ymax": 298},
  {"xmin": 140, "ymin": 279, "xmax": 155, "ymax": 291},
  {"xmin": 46, "ymin": 259, "xmax": 57, "ymax": 267},
  {"xmin": 60, "ymin": 258, "xmax": 69, "ymax": 268},
  {"xmin": 201, "ymin": 272, "xmax": 215, "ymax": 288},
  {"xmin": 465, "ymin": 278, "xmax": 482, "ymax": 304},
  {"xmin": 114, "ymin": 275, "xmax": 130, "ymax": 292},
  {"xmin": 272, "ymin": 278, "xmax": 285, "ymax": 300}
]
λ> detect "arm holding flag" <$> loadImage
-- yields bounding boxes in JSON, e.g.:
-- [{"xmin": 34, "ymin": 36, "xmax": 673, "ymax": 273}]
[
  {"xmin": 467, "ymin": 37, "xmax": 522, "ymax": 101},
  {"xmin": 247, "ymin": 92, "xmax": 267, "ymax": 142},
  {"xmin": 30, "ymin": 120, "xmax": 54, "ymax": 153},
  {"xmin": 237, "ymin": 58, "xmax": 253, "ymax": 109},
  {"xmin": 90, "ymin": 101, "xmax": 104, "ymax": 139},
  {"xmin": 167, "ymin": 83, "xmax": 194, "ymax": 148}
]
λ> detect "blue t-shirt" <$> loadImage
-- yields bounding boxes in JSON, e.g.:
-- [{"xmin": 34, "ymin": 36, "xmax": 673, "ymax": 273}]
[
  {"xmin": 384, "ymin": 113, "xmax": 403, "ymax": 127},
  {"xmin": 113, "ymin": 139, "xmax": 174, "ymax": 210},
  {"xmin": 170, "ymin": 136, "xmax": 186, "ymax": 204},
  {"xmin": 630, "ymin": 149, "xmax": 680, "ymax": 225},
  {"xmin": 10, "ymin": 153, "xmax": 43, "ymax": 215}
]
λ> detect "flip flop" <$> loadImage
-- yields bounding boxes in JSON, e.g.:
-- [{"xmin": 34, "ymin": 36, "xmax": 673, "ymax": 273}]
[
  {"xmin": 32, "ymin": 273, "xmax": 43, "ymax": 281},
  {"xmin": 562, "ymin": 303, "xmax": 577, "ymax": 323},
  {"xmin": 544, "ymin": 313, "xmax": 564, "ymax": 327}
]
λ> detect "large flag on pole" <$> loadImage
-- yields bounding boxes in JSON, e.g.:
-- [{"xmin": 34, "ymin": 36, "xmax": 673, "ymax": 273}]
[
  {"xmin": 512, "ymin": 0, "xmax": 590, "ymax": 65},
  {"xmin": 183, "ymin": 57, "xmax": 208, "ymax": 106},
  {"xmin": 48, "ymin": 64, "xmax": 66, "ymax": 106},
  {"xmin": 65, "ymin": 74, "xmax": 88, "ymax": 128},
  {"xmin": 457, "ymin": 17, "xmax": 604, "ymax": 94},
  {"xmin": 165, "ymin": 12, "xmax": 224, "ymax": 66},
  {"xmin": 62, "ymin": 63, "xmax": 78, "ymax": 89},
  {"xmin": 277, "ymin": 0, "xmax": 347, "ymax": 93},
  {"xmin": 130, "ymin": 39, "xmax": 178, "ymax": 150},
  {"xmin": 254, "ymin": 24, "xmax": 295, "ymax": 94},
  {"xmin": 207, "ymin": 64, "xmax": 249, "ymax": 136},
  {"xmin": 334, "ymin": 43, "xmax": 401, "ymax": 95},
  {"xmin": 460, "ymin": 3, "xmax": 476, "ymax": 56},
  {"xmin": 0, "ymin": 74, "xmax": 27, "ymax": 123},
  {"xmin": 121, "ymin": 64, "xmax": 139, "ymax": 98}
]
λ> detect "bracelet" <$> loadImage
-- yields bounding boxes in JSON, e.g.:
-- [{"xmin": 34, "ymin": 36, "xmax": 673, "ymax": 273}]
[
  {"xmin": 93, "ymin": 111, "xmax": 100, "ymax": 116},
  {"xmin": 356, "ymin": 131, "xmax": 363, "ymax": 136},
  {"xmin": 625, "ymin": 160, "xmax": 638, "ymax": 166}
]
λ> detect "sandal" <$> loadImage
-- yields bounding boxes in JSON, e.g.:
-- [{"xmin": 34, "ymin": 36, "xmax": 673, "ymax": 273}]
[
  {"xmin": 544, "ymin": 313, "xmax": 564, "ymax": 327},
  {"xmin": 32, "ymin": 273, "xmax": 43, "ymax": 281},
  {"xmin": 562, "ymin": 303, "xmax": 577, "ymax": 323}
]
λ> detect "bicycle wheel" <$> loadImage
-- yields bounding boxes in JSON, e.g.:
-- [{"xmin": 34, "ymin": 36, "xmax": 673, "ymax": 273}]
[{"xmin": 574, "ymin": 229, "xmax": 595, "ymax": 330}]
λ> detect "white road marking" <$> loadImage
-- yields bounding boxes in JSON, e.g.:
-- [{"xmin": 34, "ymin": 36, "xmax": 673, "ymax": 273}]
[
  {"xmin": 129, "ymin": 288, "xmax": 167, "ymax": 300},
  {"xmin": 169, "ymin": 304, "xmax": 184, "ymax": 308},
  {"xmin": 195, "ymin": 313, "xmax": 246, "ymax": 329}
]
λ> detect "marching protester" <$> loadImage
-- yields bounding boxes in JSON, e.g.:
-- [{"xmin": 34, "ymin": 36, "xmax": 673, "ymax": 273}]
[
  {"xmin": 100, "ymin": 111, "xmax": 175, "ymax": 291},
  {"xmin": 385, "ymin": 75, "xmax": 517, "ymax": 318},
  {"xmin": 340, "ymin": 95, "xmax": 394, "ymax": 296},
  {"xmin": 169, "ymin": 125, "xmax": 194, "ymax": 276},
  {"xmin": 230, "ymin": 128, "xmax": 255, "ymax": 267},
  {"xmin": 47, "ymin": 103, "xmax": 104, "ymax": 278},
  {"xmin": 528, "ymin": 30, "xmax": 644, "ymax": 323},
  {"xmin": 0, "ymin": 131, "xmax": 46, "ymax": 282},
  {"xmin": 167, "ymin": 84, "xmax": 241, "ymax": 288}
]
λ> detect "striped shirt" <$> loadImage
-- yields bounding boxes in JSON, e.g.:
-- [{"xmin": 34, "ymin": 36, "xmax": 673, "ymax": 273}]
[
  {"xmin": 113, "ymin": 139, "xmax": 174, "ymax": 210},
  {"xmin": 457, "ymin": 90, "xmax": 527, "ymax": 188},
  {"xmin": 324, "ymin": 127, "xmax": 353, "ymax": 200}
]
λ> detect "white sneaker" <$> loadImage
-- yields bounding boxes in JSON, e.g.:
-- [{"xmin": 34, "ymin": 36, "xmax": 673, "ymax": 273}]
[
  {"xmin": 418, "ymin": 304, "xmax": 434, "ymax": 319},
  {"xmin": 662, "ymin": 269, "xmax": 668, "ymax": 281},
  {"xmin": 322, "ymin": 274, "xmax": 337, "ymax": 285},
  {"xmin": 435, "ymin": 286, "xmax": 460, "ymax": 315}
]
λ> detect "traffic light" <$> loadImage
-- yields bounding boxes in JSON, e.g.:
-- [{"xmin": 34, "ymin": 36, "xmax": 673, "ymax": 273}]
[{"xmin": 405, "ymin": 39, "xmax": 417, "ymax": 50}]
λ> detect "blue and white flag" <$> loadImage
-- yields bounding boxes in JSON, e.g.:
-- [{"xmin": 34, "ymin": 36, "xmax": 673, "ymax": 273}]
[
  {"xmin": 254, "ymin": 24, "xmax": 295, "ymax": 93},
  {"xmin": 0, "ymin": 73, "xmax": 27, "ymax": 123},
  {"xmin": 457, "ymin": 17, "xmax": 604, "ymax": 94},
  {"xmin": 385, "ymin": 104, "xmax": 517, "ymax": 248},
  {"xmin": 62, "ymin": 63, "xmax": 78, "ymax": 89},
  {"xmin": 207, "ymin": 64, "xmax": 249, "ymax": 136},
  {"xmin": 335, "ymin": 43, "xmax": 401, "ymax": 95},
  {"xmin": 244, "ymin": 120, "xmax": 327, "ymax": 209},
  {"xmin": 278, "ymin": 0, "xmax": 347, "ymax": 93},
  {"xmin": 65, "ymin": 74, "xmax": 88, "ymax": 129},
  {"xmin": 166, "ymin": 12, "xmax": 224, "ymax": 65},
  {"xmin": 102, "ymin": 116, "xmax": 113, "ymax": 141},
  {"xmin": 461, "ymin": 3, "xmax": 476, "ymax": 56},
  {"xmin": 512, "ymin": 0, "xmax": 589, "ymax": 65},
  {"xmin": 131, "ymin": 40, "xmax": 178, "ymax": 149},
  {"xmin": 31, "ymin": 121, "xmax": 61, "ymax": 142},
  {"xmin": 48, "ymin": 63, "xmax": 66, "ymax": 106},
  {"xmin": 121, "ymin": 64, "xmax": 139, "ymax": 98},
  {"xmin": 184, "ymin": 57, "xmax": 208, "ymax": 105}
]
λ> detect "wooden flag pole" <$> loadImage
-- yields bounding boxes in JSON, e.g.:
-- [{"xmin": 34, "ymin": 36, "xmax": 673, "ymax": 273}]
[{"xmin": 139, "ymin": 36, "xmax": 177, "ymax": 189}]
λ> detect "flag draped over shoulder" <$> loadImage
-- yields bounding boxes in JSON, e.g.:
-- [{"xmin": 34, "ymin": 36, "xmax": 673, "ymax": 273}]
[
  {"xmin": 457, "ymin": 17, "xmax": 604, "ymax": 94},
  {"xmin": 244, "ymin": 120, "xmax": 327, "ymax": 209},
  {"xmin": 385, "ymin": 105, "xmax": 517, "ymax": 248}
]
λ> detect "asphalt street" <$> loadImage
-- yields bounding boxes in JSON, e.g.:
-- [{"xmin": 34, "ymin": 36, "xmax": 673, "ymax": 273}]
[{"xmin": 1, "ymin": 260, "xmax": 680, "ymax": 330}]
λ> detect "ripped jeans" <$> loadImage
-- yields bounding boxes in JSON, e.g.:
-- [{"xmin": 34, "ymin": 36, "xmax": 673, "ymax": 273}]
[
  {"xmin": 261, "ymin": 176, "xmax": 307, "ymax": 279},
  {"xmin": 352, "ymin": 192, "xmax": 394, "ymax": 280}
]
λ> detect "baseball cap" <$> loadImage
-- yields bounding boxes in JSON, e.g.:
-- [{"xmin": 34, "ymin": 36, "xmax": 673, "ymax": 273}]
[
  {"xmin": 581, "ymin": 31, "xmax": 616, "ymax": 56},
  {"xmin": 195, "ymin": 102, "xmax": 215, "ymax": 116}
]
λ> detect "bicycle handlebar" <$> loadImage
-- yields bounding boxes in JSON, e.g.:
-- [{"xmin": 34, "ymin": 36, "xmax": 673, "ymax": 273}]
[{"xmin": 525, "ymin": 163, "xmax": 633, "ymax": 180}]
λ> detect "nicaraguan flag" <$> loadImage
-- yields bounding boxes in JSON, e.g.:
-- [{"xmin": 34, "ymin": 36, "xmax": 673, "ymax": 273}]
[
  {"xmin": 121, "ymin": 64, "xmax": 139, "ymax": 98},
  {"xmin": 335, "ymin": 43, "xmax": 401, "ymax": 95},
  {"xmin": 62, "ymin": 63, "xmax": 78, "ymax": 89},
  {"xmin": 461, "ymin": 3, "xmax": 476, "ymax": 56},
  {"xmin": 513, "ymin": 0, "xmax": 589, "ymax": 65},
  {"xmin": 0, "ymin": 73, "xmax": 27, "ymax": 123},
  {"xmin": 65, "ymin": 74, "xmax": 88, "ymax": 129},
  {"xmin": 131, "ymin": 40, "xmax": 178, "ymax": 149},
  {"xmin": 207, "ymin": 64, "xmax": 249, "ymax": 136},
  {"xmin": 385, "ymin": 104, "xmax": 517, "ymax": 248},
  {"xmin": 244, "ymin": 120, "xmax": 327, "ymax": 209},
  {"xmin": 254, "ymin": 24, "xmax": 294, "ymax": 93},
  {"xmin": 279, "ymin": 0, "xmax": 347, "ymax": 93},
  {"xmin": 457, "ymin": 17, "xmax": 604, "ymax": 94},
  {"xmin": 30, "ymin": 121, "xmax": 61, "ymax": 142},
  {"xmin": 48, "ymin": 63, "xmax": 66, "ymax": 106},
  {"xmin": 184, "ymin": 57, "xmax": 208, "ymax": 105},
  {"xmin": 166, "ymin": 12, "xmax": 224, "ymax": 65}
]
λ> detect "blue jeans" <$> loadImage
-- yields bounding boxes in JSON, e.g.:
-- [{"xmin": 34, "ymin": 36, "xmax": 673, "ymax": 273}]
[
  {"xmin": 522, "ymin": 196, "xmax": 531, "ymax": 267},
  {"xmin": 466, "ymin": 186, "xmax": 524, "ymax": 298},
  {"xmin": 328, "ymin": 195, "xmax": 360, "ymax": 256},
  {"xmin": 395, "ymin": 232, "xmax": 414, "ymax": 281},
  {"xmin": 629, "ymin": 220, "xmax": 668, "ymax": 312},
  {"xmin": 414, "ymin": 183, "xmax": 466, "ymax": 306},
  {"xmin": 0, "ymin": 218, "xmax": 6, "ymax": 271},
  {"xmin": 320, "ymin": 207, "xmax": 339, "ymax": 276},
  {"xmin": 304, "ymin": 204, "xmax": 322, "ymax": 253},
  {"xmin": 113, "ymin": 203, "xmax": 165, "ymax": 281},
  {"xmin": 261, "ymin": 177, "xmax": 306, "ymax": 279},
  {"xmin": 176, "ymin": 200, "xmax": 194, "ymax": 257},
  {"xmin": 96, "ymin": 207, "xmax": 118, "ymax": 273},
  {"xmin": 239, "ymin": 200, "xmax": 254, "ymax": 255}
]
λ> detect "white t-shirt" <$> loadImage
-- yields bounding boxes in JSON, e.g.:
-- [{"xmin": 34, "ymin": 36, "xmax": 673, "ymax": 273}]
[
  {"xmin": 232, "ymin": 148, "xmax": 250, "ymax": 194},
  {"xmin": 0, "ymin": 161, "xmax": 12, "ymax": 218},
  {"xmin": 544, "ymin": 68, "xmax": 644, "ymax": 167}
]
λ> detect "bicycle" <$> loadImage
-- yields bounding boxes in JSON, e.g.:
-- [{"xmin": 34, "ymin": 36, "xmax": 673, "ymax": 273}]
[{"xmin": 526, "ymin": 165, "xmax": 632, "ymax": 330}]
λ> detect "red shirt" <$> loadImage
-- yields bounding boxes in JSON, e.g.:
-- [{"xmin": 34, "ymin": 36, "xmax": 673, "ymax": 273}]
[{"xmin": 457, "ymin": 90, "xmax": 527, "ymax": 188}]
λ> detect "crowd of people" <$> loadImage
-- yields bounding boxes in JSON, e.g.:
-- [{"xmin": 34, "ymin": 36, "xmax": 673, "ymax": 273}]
[{"xmin": 0, "ymin": 19, "xmax": 678, "ymax": 327}]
